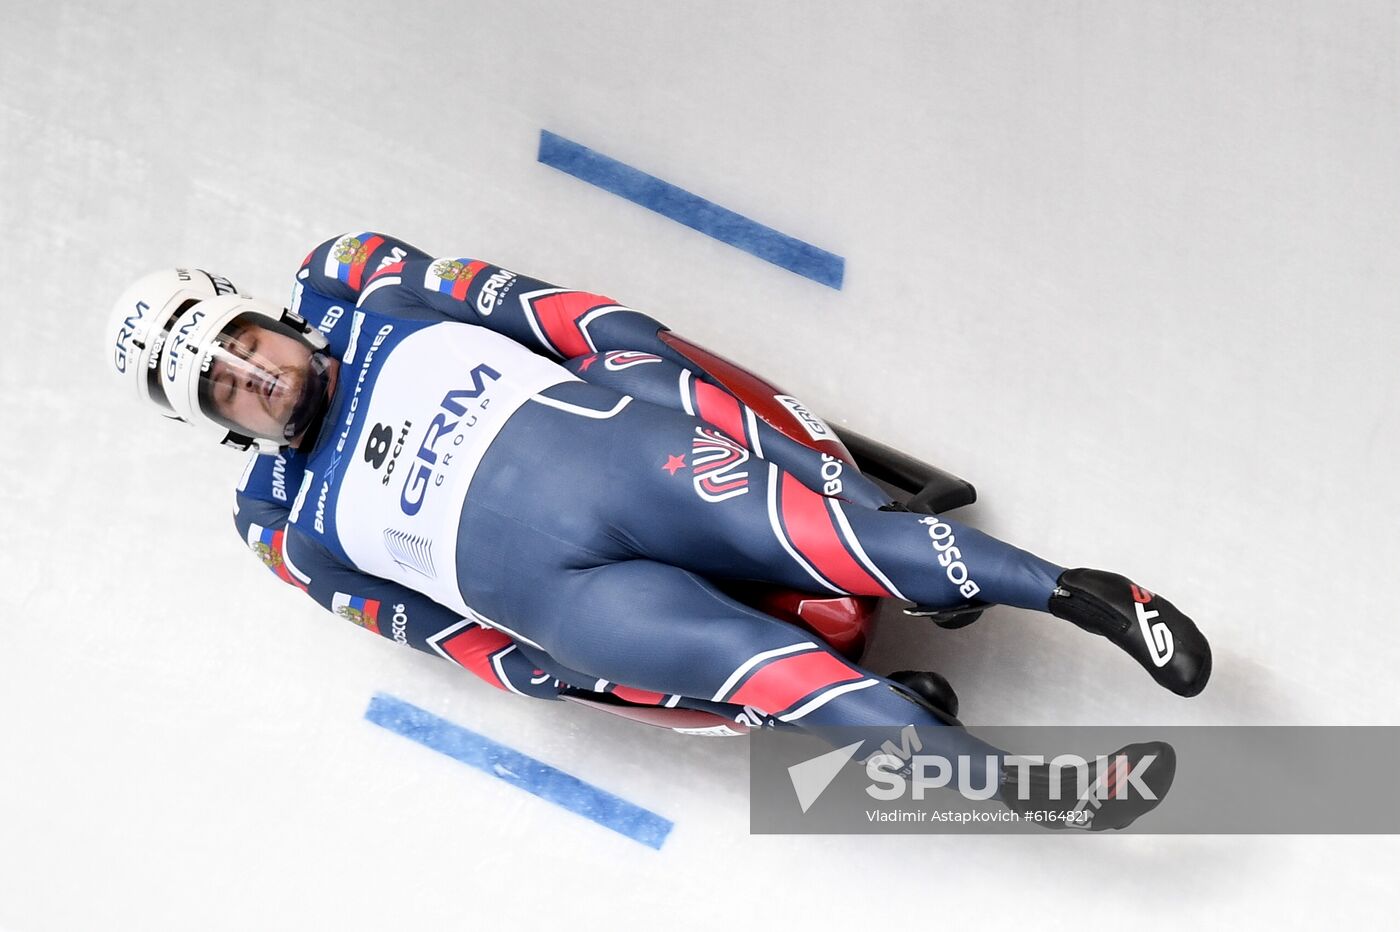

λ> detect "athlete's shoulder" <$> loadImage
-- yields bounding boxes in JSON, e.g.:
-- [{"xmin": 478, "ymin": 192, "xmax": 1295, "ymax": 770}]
[
  {"xmin": 298, "ymin": 232, "xmax": 433, "ymax": 302},
  {"xmin": 354, "ymin": 254, "xmax": 507, "ymax": 322}
]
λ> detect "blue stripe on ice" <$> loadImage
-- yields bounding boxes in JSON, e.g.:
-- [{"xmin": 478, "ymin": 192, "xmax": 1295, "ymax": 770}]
[
  {"xmin": 364, "ymin": 693, "xmax": 673, "ymax": 849},
  {"xmin": 537, "ymin": 130, "xmax": 845, "ymax": 289}
]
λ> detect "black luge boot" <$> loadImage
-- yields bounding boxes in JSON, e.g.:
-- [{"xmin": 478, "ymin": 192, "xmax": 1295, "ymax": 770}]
[
  {"xmin": 1001, "ymin": 741, "xmax": 1178, "ymax": 831},
  {"xmin": 1049, "ymin": 568, "xmax": 1212, "ymax": 697}
]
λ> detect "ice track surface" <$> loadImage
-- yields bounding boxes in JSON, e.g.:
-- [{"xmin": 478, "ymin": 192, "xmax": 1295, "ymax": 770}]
[{"xmin": 2, "ymin": 1, "xmax": 1398, "ymax": 929}]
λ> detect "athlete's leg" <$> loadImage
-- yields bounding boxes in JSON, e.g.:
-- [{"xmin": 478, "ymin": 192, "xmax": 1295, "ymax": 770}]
[
  {"xmin": 507, "ymin": 556, "xmax": 1002, "ymax": 788},
  {"xmin": 565, "ymin": 349, "xmax": 893, "ymax": 509},
  {"xmin": 511, "ymin": 640, "xmax": 773, "ymax": 728},
  {"xmin": 511, "ymin": 562, "xmax": 1173, "ymax": 831},
  {"xmin": 560, "ymin": 353, "xmax": 1061, "ymax": 606},
  {"xmin": 593, "ymin": 398, "xmax": 1210, "ymax": 697},
  {"xmin": 464, "ymin": 382, "xmax": 1207, "ymax": 699},
  {"xmin": 598, "ymin": 397, "xmax": 1062, "ymax": 609}
]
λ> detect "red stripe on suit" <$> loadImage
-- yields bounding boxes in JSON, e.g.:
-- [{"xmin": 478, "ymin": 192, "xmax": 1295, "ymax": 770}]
[
  {"xmin": 728, "ymin": 649, "xmax": 864, "ymax": 713},
  {"xmin": 693, "ymin": 380, "xmax": 747, "ymax": 446},
  {"xmin": 779, "ymin": 473, "xmax": 892, "ymax": 597},
  {"xmin": 439, "ymin": 625, "xmax": 513, "ymax": 690},
  {"xmin": 528, "ymin": 291, "xmax": 612, "ymax": 357}
]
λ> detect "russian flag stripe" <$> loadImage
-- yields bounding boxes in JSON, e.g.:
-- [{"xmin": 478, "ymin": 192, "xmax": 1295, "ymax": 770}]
[
  {"xmin": 423, "ymin": 259, "xmax": 487, "ymax": 300},
  {"xmin": 453, "ymin": 261, "xmax": 487, "ymax": 300},
  {"xmin": 323, "ymin": 233, "xmax": 384, "ymax": 289},
  {"xmin": 346, "ymin": 235, "xmax": 384, "ymax": 289}
]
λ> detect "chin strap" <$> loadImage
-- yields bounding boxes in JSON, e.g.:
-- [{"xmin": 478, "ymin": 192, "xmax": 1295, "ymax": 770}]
[{"xmin": 220, "ymin": 431, "xmax": 256, "ymax": 452}]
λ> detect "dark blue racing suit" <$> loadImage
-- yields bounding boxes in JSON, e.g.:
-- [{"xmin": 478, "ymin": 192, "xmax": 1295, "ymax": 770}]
[{"xmin": 233, "ymin": 232, "xmax": 1063, "ymax": 770}]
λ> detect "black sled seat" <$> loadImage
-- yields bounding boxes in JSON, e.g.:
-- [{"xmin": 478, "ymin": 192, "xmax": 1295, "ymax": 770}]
[{"xmin": 832, "ymin": 426, "xmax": 977, "ymax": 515}]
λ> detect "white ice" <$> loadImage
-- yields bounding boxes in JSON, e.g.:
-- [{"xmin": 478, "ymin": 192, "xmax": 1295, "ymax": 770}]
[{"xmin": 1, "ymin": 1, "xmax": 1397, "ymax": 929}]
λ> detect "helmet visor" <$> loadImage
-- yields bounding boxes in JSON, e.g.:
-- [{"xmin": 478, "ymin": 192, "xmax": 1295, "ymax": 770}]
[{"xmin": 196, "ymin": 313, "xmax": 330, "ymax": 444}]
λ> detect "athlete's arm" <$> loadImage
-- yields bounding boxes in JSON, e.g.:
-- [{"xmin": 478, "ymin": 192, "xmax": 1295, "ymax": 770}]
[
  {"xmin": 296, "ymin": 232, "xmax": 433, "ymax": 305},
  {"xmin": 352, "ymin": 254, "xmax": 676, "ymax": 360},
  {"xmin": 320, "ymin": 236, "xmax": 879, "ymax": 501},
  {"xmin": 288, "ymin": 232, "xmax": 436, "ymax": 342},
  {"xmin": 232, "ymin": 452, "xmax": 564, "ymax": 700}
]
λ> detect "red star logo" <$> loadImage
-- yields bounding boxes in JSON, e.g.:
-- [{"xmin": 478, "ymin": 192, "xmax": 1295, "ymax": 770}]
[
  {"xmin": 578, "ymin": 354, "xmax": 599, "ymax": 371},
  {"xmin": 662, "ymin": 454, "xmax": 687, "ymax": 475}
]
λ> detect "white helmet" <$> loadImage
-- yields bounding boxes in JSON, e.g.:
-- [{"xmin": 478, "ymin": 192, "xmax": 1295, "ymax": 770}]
[
  {"xmin": 162, "ymin": 293, "xmax": 332, "ymax": 451},
  {"xmin": 106, "ymin": 268, "xmax": 239, "ymax": 416}
]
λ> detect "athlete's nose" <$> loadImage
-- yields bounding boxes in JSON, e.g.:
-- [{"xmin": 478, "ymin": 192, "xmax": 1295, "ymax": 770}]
[{"xmin": 245, "ymin": 372, "xmax": 271, "ymax": 398}]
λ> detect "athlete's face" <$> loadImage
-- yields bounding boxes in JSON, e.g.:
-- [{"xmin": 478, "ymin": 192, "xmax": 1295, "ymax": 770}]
[{"xmin": 206, "ymin": 322, "xmax": 321, "ymax": 442}]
